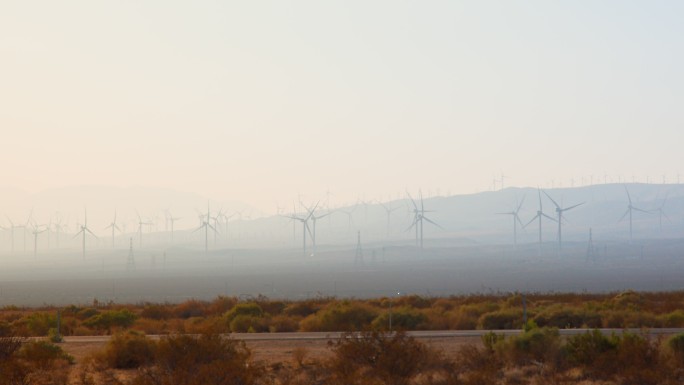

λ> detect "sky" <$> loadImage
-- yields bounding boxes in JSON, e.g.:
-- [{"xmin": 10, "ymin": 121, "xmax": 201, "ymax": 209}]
[{"xmin": 1, "ymin": 1, "xmax": 683, "ymax": 212}]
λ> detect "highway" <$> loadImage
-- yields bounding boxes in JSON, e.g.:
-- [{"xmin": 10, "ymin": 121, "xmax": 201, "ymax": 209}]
[{"xmin": 60, "ymin": 328, "xmax": 684, "ymax": 343}]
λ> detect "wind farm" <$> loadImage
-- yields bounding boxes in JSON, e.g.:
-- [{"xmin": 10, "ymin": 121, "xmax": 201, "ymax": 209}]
[{"xmin": 0, "ymin": 181, "xmax": 681, "ymax": 305}]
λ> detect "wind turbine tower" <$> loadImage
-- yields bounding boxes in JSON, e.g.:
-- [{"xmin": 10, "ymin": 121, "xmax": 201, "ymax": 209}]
[
  {"xmin": 543, "ymin": 191, "xmax": 584, "ymax": 250},
  {"xmin": 407, "ymin": 191, "xmax": 443, "ymax": 249},
  {"xmin": 73, "ymin": 209, "xmax": 97, "ymax": 259},
  {"xmin": 104, "ymin": 210, "xmax": 121, "ymax": 249},
  {"xmin": 619, "ymin": 185, "xmax": 650, "ymax": 243},
  {"xmin": 524, "ymin": 189, "xmax": 557, "ymax": 247},
  {"xmin": 497, "ymin": 197, "xmax": 525, "ymax": 245}
]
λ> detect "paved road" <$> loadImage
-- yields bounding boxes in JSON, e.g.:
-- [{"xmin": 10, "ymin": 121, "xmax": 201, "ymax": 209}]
[{"xmin": 60, "ymin": 328, "xmax": 684, "ymax": 343}]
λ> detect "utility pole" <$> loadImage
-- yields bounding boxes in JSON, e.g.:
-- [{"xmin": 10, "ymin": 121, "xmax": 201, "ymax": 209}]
[{"xmin": 354, "ymin": 231, "xmax": 363, "ymax": 266}]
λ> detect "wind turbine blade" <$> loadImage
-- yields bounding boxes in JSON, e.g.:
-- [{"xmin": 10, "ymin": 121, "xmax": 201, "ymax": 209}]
[
  {"xmin": 72, "ymin": 229, "xmax": 84, "ymax": 239},
  {"xmin": 542, "ymin": 190, "xmax": 560, "ymax": 209},
  {"xmin": 542, "ymin": 213, "xmax": 557, "ymax": 222},
  {"xmin": 537, "ymin": 188, "xmax": 543, "ymax": 211},
  {"xmin": 516, "ymin": 196, "xmax": 526, "ymax": 213},
  {"xmin": 563, "ymin": 202, "xmax": 585, "ymax": 212},
  {"xmin": 515, "ymin": 214, "xmax": 524, "ymax": 228},
  {"xmin": 423, "ymin": 216, "xmax": 444, "ymax": 230},
  {"xmin": 192, "ymin": 225, "xmax": 204, "ymax": 234},
  {"xmin": 405, "ymin": 218, "xmax": 418, "ymax": 232},
  {"xmin": 632, "ymin": 207, "xmax": 650, "ymax": 214},
  {"xmin": 523, "ymin": 214, "xmax": 540, "ymax": 228},
  {"xmin": 618, "ymin": 209, "xmax": 630, "ymax": 223},
  {"xmin": 624, "ymin": 185, "xmax": 632, "ymax": 205},
  {"xmin": 663, "ymin": 212, "xmax": 672, "ymax": 224},
  {"xmin": 86, "ymin": 228, "xmax": 98, "ymax": 238},
  {"xmin": 406, "ymin": 191, "xmax": 418, "ymax": 210}
]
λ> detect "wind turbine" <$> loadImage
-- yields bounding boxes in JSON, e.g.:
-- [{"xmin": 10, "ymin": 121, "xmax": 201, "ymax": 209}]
[
  {"xmin": 136, "ymin": 211, "xmax": 153, "ymax": 248},
  {"xmin": 104, "ymin": 210, "xmax": 121, "ymax": 249},
  {"xmin": 406, "ymin": 190, "xmax": 443, "ymax": 249},
  {"xmin": 21, "ymin": 209, "xmax": 33, "ymax": 253},
  {"xmin": 378, "ymin": 200, "xmax": 401, "ymax": 238},
  {"xmin": 4, "ymin": 217, "xmax": 19, "ymax": 252},
  {"xmin": 193, "ymin": 202, "xmax": 217, "ymax": 253},
  {"xmin": 52, "ymin": 215, "xmax": 66, "ymax": 248},
  {"xmin": 166, "ymin": 209, "xmax": 181, "ymax": 242},
  {"xmin": 652, "ymin": 191, "xmax": 671, "ymax": 231},
  {"xmin": 619, "ymin": 185, "xmax": 650, "ymax": 242},
  {"xmin": 30, "ymin": 223, "xmax": 47, "ymax": 258},
  {"xmin": 73, "ymin": 209, "xmax": 97, "ymax": 259},
  {"xmin": 496, "ymin": 196, "xmax": 526, "ymax": 245},
  {"xmin": 283, "ymin": 206, "xmax": 314, "ymax": 257},
  {"xmin": 524, "ymin": 189, "xmax": 557, "ymax": 247},
  {"xmin": 303, "ymin": 202, "xmax": 332, "ymax": 256},
  {"xmin": 543, "ymin": 191, "xmax": 584, "ymax": 249}
]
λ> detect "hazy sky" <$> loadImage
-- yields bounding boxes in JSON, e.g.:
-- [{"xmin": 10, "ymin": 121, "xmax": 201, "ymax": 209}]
[{"xmin": 1, "ymin": 1, "xmax": 683, "ymax": 211}]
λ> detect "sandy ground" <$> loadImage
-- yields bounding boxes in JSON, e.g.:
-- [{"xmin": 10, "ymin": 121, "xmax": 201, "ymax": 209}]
[{"xmin": 60, "ymin": 335, "xmax": 482, "ymax": 383}]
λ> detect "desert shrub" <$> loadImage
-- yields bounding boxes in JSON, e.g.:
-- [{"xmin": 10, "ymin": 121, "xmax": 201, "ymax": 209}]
[
  {"xmin": 141, "ymin": 303, "xmax": 172, "ymax": 320},
  {"xmin": 283, "ymin": 300, "xmax": 321, "ymax": 318},
  {"xmin": 395, "ymin": 295, "xmax": 432, "ymax": 309},
  {"xmin": 224, "ymin": 303, "xmax": 264, "ymax": 322},
  {"xmin": 229, "ymin": 315, "xmax": 269, "ymax": 333},
  {"xmin": 447, "ymin": 309, "xmax": 479, "ymax": 330},
  {"xmin": 534, "ymin": 308, "xmax": 601, "ymax": 328},
  {"xmin": 76, "ymin": 307, "xmax": 100, "ymax": 320},
  {"xmin": 613, "ymin": 332, "xmax": 665, "ymax": 384},
  {"xmin": 172, "ymin": 299, "xmax": 207, "ymax": 319},
  {"xmin": 98, "ymin": 331, "xmax": 156, "ymax": 369},
  {"xmin": 206, "ymin": 296, "xmax": 238, "ymax": 316},
  {"xmin": 455, "ymin": 343, "xmax": 502, "ymax": 384},
  {"xmin": 668, "ymin": 333, "xmax": 684, "ymax": 365},
  {"xmin": 479, "ymin": 309, "xmax": 522, "ymax": 330},
  {"xmin": 269, "ymin": 314, "xmax": 300, "ymax": 332},
  {"xmin": 133, "ymin": 318, "xmax": 169, "ymax": 334},
  {"xmin": 257, "ymin": 300, "xmax": 287, "ymax": 316},
  {"xmin": 22, "ymin": 312, "xmax": 57, "ymax": 336},
  {"xmin": 371, "ymin": 306, "xmax": 427, "ymax": 331},
  {"xmin": 83, "ymin": 309, "xmax": 137, "ymax": 332},
  {"xmin": 327, "ymin": 331, "xmax": 432, "ymax": 385},
  {"xmin": 495, "ymin": 327, "xmax": 562, "ymax": 367},
  {"xmin": 610, "ymin": 290, "xmax": 644, "ymax": 311},
  {"xmin": 19, "ymin": 340, "xmax": 74, "ymax": 367},
  {"xmin": 661, "ymin": 310, "xmax": 684, "ymax": 327},
  {"xmin": 300, "ymin": 301, "xmax": 377, "ymax": 332},
  {"xmin": 130, "ymin": 333, "xmax": 263, "ymax": 385},
  {"xmin": 565, "ymin": 329, "xmax": 618, "ymax": 377}
]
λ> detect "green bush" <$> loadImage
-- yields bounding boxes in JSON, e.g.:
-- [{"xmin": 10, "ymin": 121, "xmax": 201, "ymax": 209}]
[
  {"xmin": 23, "ymin": 312, "xmax": 57, "ymax": 336},
  {"xmin": 565, "ymin": 329, "xmax": 618, "ymax": 371},
  {"xmin": 371, "ymin": 306, "xmax": 427, "ymax": 331},
  {"xmin": 534, "ymin": 308, "xmax": 601, "ymax": 328},
  {"xmin": 19, "ymin": 340, "xmax": 74, "ymax": 367},
  {"xmin": 99, "ymin": 331, "xmax": 156, "ymax": 369},
  {"xmin": 229, "ymin": 315, "xmax": 268, "ymax": 333},
  {"xmin": 668, "ymin": 333, "xmax": 684, "ymax": 364},
  {"xmin": 478, "ymin": 309, "xmax": 522, "ymax": 330},
  {"xmin": 130, "ymin": 333, "xmax": 262, "ymax": 385},
  {"xmin": 300, "ymin": 301, "xmax": 377, "ymax": 332},
  {"xmin": 83, "ymin": 309, "xmax": 137, "ymax": 331},
  {"xmin": 224, "ymin": 303, "xmax": 264, "ymax": 322}
]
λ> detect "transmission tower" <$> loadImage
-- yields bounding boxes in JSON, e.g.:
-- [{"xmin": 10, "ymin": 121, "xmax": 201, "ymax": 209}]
[
  {"xmin": 127, "ymin": 237, "xmax": 135, "ymax": 271},
  {"xmin": 586, "ymin": 228, "xmax": 595, "ymax": 262},
  {"xmin": 354, "ymin": 231, "xmax": 364, "ymax": 266}
]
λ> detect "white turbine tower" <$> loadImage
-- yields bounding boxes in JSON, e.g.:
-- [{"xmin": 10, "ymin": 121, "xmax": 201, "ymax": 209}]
[
  {"xmin": 543, "ymin": 191, "xmax": 584, "ymax": 249},
  {"xmin": 524, "ymin": 189, "xmax": 557, "ymax": 247},
  {"xmin": 283, "ymin": 205, "xmax": 314, "ymax": 257},
  {"xmin": 407, "ymin": 190, "xmax": 443, "ymax": 249},
  {"xmin": 378, "ymin": 200, "xmax": 401, "ymax": 238},
  {"xmin": 166, "ymin": 209, "xmax": 181, "ymax": 242},
  {"xmin": 73, "ymin": 209, "xmax": 97, "ymax": 259},
  {"xmin": 497, "ymin": 196, "xmax": 525, "ymax": 245},
  {"xmin": 303, "ymin": 202, "xmax": 333, "ymax": 256},
  {"xmin": 30, "ymin": 223, "xmax": 48, "ymax": 258},
  {"xmin": 104, "ymin": 210, "xmax": 121, "ymax": 249},
  {"xmin": 652, "ymin": 191, "xmax": 671, "ymax": 231},
  {"xmin": 193, "ymin": 202, "xmax": 217, "ymax": 253},
  {"xmin": 136, "ymin": 211, "xmax": 153, "ymax": 248},
  {"xmin": 619, "ymin": 185, "xmax": 650, "ymax": 243}
]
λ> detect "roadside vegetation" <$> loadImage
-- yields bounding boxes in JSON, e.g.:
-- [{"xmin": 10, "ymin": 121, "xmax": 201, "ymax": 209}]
[
  {"xmin": 2, "ymin": 290, "xmax": 684, "ymax": 384},
  {"xmin": 3, "ymin": 290, "xmax": 684, "ymax": 337}
]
